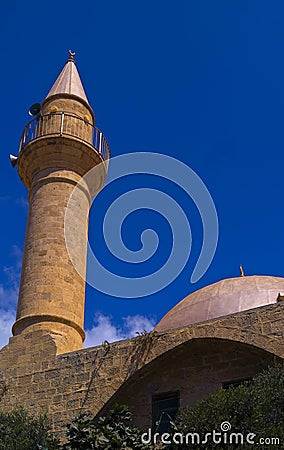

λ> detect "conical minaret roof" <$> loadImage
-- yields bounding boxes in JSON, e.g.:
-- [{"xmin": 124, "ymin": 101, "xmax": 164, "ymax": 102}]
[{"xmin": 45, "ymin": 50, "xmax": 89, "ymax": 104}]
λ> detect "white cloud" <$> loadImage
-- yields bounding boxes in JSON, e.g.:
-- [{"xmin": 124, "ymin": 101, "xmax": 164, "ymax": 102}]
[
  {"xmin": 0, "ymin": 245, "xmax": 22, "ymax": 349},
  {"xmin": 84, "ymin": 313, "xmax": 156, "ymax": 348},
  {"xmin": 0, "ymin": 310, "xmax": 157, "ymax": 351},
  {"xmin": 0, "ymin": 284, "xmax": 18, "ymax": 310},
  {"xmin": 4, "ymin": 244, "xmax": 23, "ymax": 274},
  {"xmin": 84, "ymin": 314, "xmax": 125, "ymax": 347},
  {"xmin": 123, "ymin": 314, "xmax": 156, "ymax": 337},
  {"xmin": 0, "ymin": 282, "xmax": 18, "ymax": 350},
  {"xmin": 0, "ymin": 309, "xmax": 15, "ymax": 349},
  {"xmin": 0, "ymin": 245, "xmax": 21, "ymax": 309}
]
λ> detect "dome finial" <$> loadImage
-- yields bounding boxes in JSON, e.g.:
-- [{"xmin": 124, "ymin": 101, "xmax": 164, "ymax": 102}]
[
  {"xmin": 239, "ymin": 265, "xmax": 245, "ymax": 277},
  {"xmin": 68, "ymin": 49, "xmax": 76, "ymax": 61}
]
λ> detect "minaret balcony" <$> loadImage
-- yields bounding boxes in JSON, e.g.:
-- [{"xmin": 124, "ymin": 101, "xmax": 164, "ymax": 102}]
[{"xmin": 19, "ymin": 111, "xmax": 110, "ymax": 162}]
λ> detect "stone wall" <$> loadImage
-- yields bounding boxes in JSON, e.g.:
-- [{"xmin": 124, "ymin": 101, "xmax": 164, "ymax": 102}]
[
  {"xmin": 107, "ymin": 338, "xmax": 279, "ymax": 430},
  {"xmin": 0, "ymin": 301, "xmax": 283, "ymax": 440}
]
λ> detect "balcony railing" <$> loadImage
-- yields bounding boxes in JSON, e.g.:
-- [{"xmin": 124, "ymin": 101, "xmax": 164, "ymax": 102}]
[{"xmin": 19, "ymin": 112, "xmax": 110, "ymax": 163}]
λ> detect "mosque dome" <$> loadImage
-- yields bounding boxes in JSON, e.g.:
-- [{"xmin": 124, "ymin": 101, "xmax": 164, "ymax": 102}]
[{"xmin": 155, "ymin": 275, "xmax": 284, "ymax": 332}]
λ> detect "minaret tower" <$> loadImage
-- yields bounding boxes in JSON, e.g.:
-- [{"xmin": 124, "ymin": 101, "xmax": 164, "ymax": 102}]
[{"xmin": 12, "ymin": 51, "xmax": 109, "ymax": 354}]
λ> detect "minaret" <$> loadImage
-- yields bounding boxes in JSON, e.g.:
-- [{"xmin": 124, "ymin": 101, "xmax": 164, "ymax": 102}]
[{"xmin": 12, "ymin": 51, "xmax": 109, "ymax": 354}]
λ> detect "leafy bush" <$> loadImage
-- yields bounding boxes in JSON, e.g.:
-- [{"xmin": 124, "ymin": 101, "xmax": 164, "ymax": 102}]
[
  {"xmin": 0, "ymin": 408, "xmax": 60, "ymax": 450},
  {"xmin": 62, "ymin": 403, "xmax": 153, "ymax": 450},
  {"xmin": 169, "ymin": 363, "xmax": 284, "ymax": 449}
]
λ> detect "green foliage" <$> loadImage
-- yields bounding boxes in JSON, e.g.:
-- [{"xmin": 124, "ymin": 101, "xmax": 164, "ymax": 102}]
[
  {"xmin": 169, "ymin": 363, "xmax": 284, "ymax": 450},
  {"xmin": 0, "ymin": 408, "xmax": 60, "ymax": 450},
  {"xmin": 62, "ymin": 403, "xmax": 153, "ymax": 450}
]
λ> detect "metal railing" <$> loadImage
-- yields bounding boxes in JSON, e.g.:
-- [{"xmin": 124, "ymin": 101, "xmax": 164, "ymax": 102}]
[{"xmin": 19, "ymin": 112, "xmax": 110, "ymax": 162}]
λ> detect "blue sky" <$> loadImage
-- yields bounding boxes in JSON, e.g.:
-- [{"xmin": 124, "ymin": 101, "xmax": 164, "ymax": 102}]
[{"xmin": 1, "ymin": 0, "xmax": 284, "ymax": 348}]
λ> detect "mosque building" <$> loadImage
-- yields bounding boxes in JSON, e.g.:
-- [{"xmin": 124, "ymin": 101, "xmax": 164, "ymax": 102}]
[{"xmin": 0, "ymin": 53, "xmax": 283, "ymax": 437}]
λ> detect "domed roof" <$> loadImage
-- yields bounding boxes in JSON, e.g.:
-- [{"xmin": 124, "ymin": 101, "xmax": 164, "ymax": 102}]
[{"xmin": 155, "ymin": 275, "xmax": 284, "ymax": 332}]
